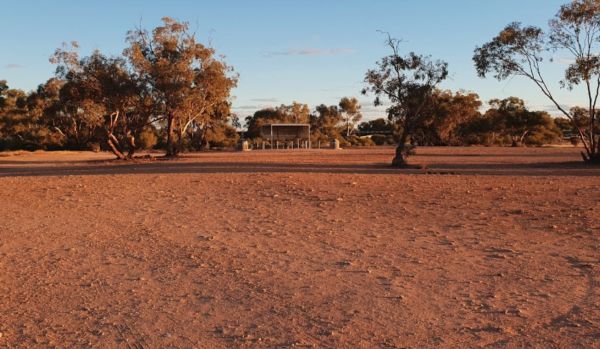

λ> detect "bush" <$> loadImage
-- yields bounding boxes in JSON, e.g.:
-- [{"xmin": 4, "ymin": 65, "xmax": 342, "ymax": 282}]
[
  {"xmin": 359, "ymin": 137, "xmax": 375, "ymax": 146},
  {"xmin": 570, "ymin": 136, "xmax": 580, "ymax": 146},
  {"xmin": 370, "ymin": 134, "xmax": 388, "ymax": 145},
  {"xmin": 338, "ymin": 138, "xmax": 350, "ymax": 147},
  {"xmin": 524, "ymin": 129, "xmax": 562, "ymax": 146},
  {"xmin": 206, "ymin": 124, "xmax": 239, "ymax": 149},
  {"xmin": 87, "ymin": 142, "xmax": 101, "ymax": 152},
  {"xmin": 343, "ymin": 135, "xmax": 375, "ymax": 146},
  {"xmin": 138, "ymin": 127, "xmax": 158, "ymax": 150}
]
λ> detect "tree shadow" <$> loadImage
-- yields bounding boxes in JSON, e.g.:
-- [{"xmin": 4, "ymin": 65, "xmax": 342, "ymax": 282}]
[
  {"xmin": 1, "ymin": 158, "xmax": 599, "ymax": 177},
  {"xmin": 415, "ymin": 152, "xmax": 577, "ymax": 158}
]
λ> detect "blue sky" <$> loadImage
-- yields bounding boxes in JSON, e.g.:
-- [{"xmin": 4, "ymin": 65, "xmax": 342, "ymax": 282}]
[{"xmin": 0, "ymin": 0, "xmax": 580, "ymax": 120}]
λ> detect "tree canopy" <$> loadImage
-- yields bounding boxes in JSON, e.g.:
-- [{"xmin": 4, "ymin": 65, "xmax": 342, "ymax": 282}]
[
  {"xmin": 363, "ymin": 33, "xmax": 448, "ymax": 166},
  {"xmin": 474, "ymin": 0, "xmax": 600, "ymax": 163},
  {"xmin": 339, "ymin": 97, "xmax": 362, "ymax": 137},
  {"xmin": 0, "ymin": 10, "xmax": 589, "ymax": 157},
  {"xmin": 125, "ymin": 17, "xmax": 238, "ymax": 157}
]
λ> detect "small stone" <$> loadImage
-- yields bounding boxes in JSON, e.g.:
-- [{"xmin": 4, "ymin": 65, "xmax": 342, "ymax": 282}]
[{"xmin": 336, "ymin": 260, "xmax": 352, "ymax": 267}]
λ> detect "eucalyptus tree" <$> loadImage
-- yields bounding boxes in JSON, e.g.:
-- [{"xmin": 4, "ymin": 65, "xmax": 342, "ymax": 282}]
[
  {"xmin": 124, "ymin": 17, "xmax": 238, "ymax": 157},
  {"xmin": 474, "ymin": 0, "xmax": 600, "ymax": 163},
  {"xmin": 363, "ymin": 33, "xmax": 448, "ymax": 166},
  {"xmin": 413, "ymin": 90, "xmax": 482, "ymax": 146},
  {"xmin": 485, "ymin": 97, "xmax": 558, "ymax": 146},
  {"xmin": 51, "ymin": 44, "xmax": 153, "ymax": 159},
  {"xmin": 0, "ymin": 80, "xmax": 65, "ymax": 150},
  {"xmin": 314, "ymin": 104, "xmax": 343, "ymax": 140},
  {"xmin": 339, "ymin": 97, "xmax": 362, "ymax": 137}
]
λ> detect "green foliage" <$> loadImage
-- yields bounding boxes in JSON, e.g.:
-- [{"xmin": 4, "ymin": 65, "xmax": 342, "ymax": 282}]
[
  {"xmin": 312, "ymin": 104, "xmax": 342, "ymax": 141},
  {"xmin": 523, "ymin": 114, "xmax": 562, "ymax": 146},
  {"xmin": 3, "ymin": 11, "xmax": 592, "ymax": 156},
  {"xmin": 339, "ymin": 97, "xmax": 362, "ymax": 137},
  {"xmin": 138, "ymin": 127, "xmax": 158, "ymax": 150},
  {"xmin": 204, "ymin": 123, "xmax": 240, "ymax": 149},
  {"xmin": 363, "ymin": 33, "xmax": 448, "ymax": 166},
  {"xmin": 358, "ymin": 118, "xmax": 391, "ymax": 133},
  {"xmin": 50, "ymin": 47, "xmax": 143, "ymax": 156},
  {"xmin": 413, "ymin": 90, "xmax": 482, "ymax": 146},
  {"xmin": 458, "ymin": 114, "xmax": 496, "ymax": 146},
  {"xmin": 244, "ymin": 102, "xmax": 310, "ymax": 138},
  {"xmin": 0, "ymin": 81, "xmax": 65, "ymax": 151},
  {"xmin": 485, "ymin": 97, "xmax": 560, "ymax": 146},
  {"xmin": 456, "ymin": 97, "xmax": 562, "ymax": 146},
  {"xmin": 370, "ymin": 134, "xmax": 396, "ymax": 146},
  {"xmin": 357, "ymin": 118, "xmax": 398, "ymax": 145},
  {"xmin": 343, "ymin": 135, "xmax": 375, "ymax": 147},
  {"xmin": 554, "ymin": 117, "xmax": 574, "ymax": 136},
  {"xmin": 474, "ymin": 0, "xmax": 600, "ymax": 162},
  {"xmin": 124, "ymin": 17, "xmax": 238, "ymax": 157},
  {"xmin": 473, "ymin": 22, "xmax": 545, "ymax": 81}
]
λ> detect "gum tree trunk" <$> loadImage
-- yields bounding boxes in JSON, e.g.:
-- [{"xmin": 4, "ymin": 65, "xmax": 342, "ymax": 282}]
[
  {"xmin": 392, "ymin": 130, "xmax": 410, "ymax": 167},
  {"xmin": 126, "ymin": 132, "xmax": 136, "ymax": 159},
  {"xmin": 106, "ymin": 132, "xmax": 126, "ymax": 160},
  {"xmin": 166, "ymin": 114, "xmax": 177, "ymax": 157},
  {"xmin": 391, "ymin": 143, "xmax": 408, "ymax": 167}
]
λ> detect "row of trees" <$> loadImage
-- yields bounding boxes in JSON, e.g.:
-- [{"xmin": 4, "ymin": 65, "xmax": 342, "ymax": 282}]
[
  {"xmin": 472, "ymin": 0, "xmax": 600, "ymax": 163},
  {"xmin": 0, "ymin": 72, "xmax": 574, "ymax": 154},
  {"xmin": 2, "ymin": 1, "xmax": 598, "ymax": 166},
  {"xmin": 474, "ymin": 0, "xmax": 600, "ymax": 163},
  {"xmin": 0, "ymin": 17, "xmax": 238, "ymax": 158},
  {"xmin": 242, "ymin": 93, "xmax": 568, "ymax": 148},
  {"xmin": 359, "ymin": 0, "xmax": 600, "ymax": 165},
  {"xmin": 409, "ymin": 94, "xmax": 566, "ymax": 147},
  {"xmin": 243, "ymin": 98, "xmax": 362, "ymax": 142}
]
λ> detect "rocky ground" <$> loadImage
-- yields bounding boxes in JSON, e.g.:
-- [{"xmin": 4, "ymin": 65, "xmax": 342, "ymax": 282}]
[{"xmin": 0, "ymin": 147, "xmax": 598, "ymax": 348}]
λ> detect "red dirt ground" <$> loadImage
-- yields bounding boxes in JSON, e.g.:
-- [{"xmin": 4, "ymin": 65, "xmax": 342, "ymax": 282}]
[{"xmin": 0, "ymin": 147, "xmax": 598, "ymax": 348}]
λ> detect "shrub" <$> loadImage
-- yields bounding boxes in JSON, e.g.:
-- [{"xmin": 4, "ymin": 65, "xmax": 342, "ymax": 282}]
[
  {"xmin": 370, "ymin": 134, "xmax": 387, "ymax": 145},
  {"xmin": 344, "ymin": 135, "xmax": 375, "ymax": 146},
  {"xmin": 138, "ymin": 127, "xmax": 158, "ymax": 150}
]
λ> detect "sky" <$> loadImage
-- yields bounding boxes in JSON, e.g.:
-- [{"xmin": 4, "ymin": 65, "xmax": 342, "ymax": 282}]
[{"xmin": 0, "ymin": 0, "xmax": 581, "ymax": 120}]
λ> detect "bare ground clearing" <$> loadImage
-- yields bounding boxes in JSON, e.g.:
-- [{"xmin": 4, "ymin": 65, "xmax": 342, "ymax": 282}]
[{"xmin": 0, "ymin": 147, "xmax": 598, "ymax": 348}]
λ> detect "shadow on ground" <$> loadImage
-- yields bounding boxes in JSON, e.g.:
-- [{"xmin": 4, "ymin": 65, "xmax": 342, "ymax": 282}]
[{"xmin": 1, "ymin": 158, "xmax": 599, "ymax": 177}]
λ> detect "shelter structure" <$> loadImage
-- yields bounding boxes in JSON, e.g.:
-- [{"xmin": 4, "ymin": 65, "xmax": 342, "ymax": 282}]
[{"xmin": 260, "ymin": 123, "xmax": 311, "ymax": 149}]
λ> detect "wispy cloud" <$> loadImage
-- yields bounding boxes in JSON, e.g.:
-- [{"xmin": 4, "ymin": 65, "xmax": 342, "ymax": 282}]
[
  {"xmin": 250, "ymin": 98, "xmax": 279, "ymax": 103},
  {"xmin": 361, "ymin": 105, "xmax": 387, "ymax": 113},
  {"xmin": 537, "ymin": 104, "xmax": 575, "ymax": 113},
  {"xmin": 552, "ymin": 56, "xmax": 575, "ymax": 65},
  {"xmin": 4, "ymin": 63, "xmax": 25, "ymax": 69},
  {"xmin": 264, "ymin": 47, "xmax": 354, "ymax": 57}
]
